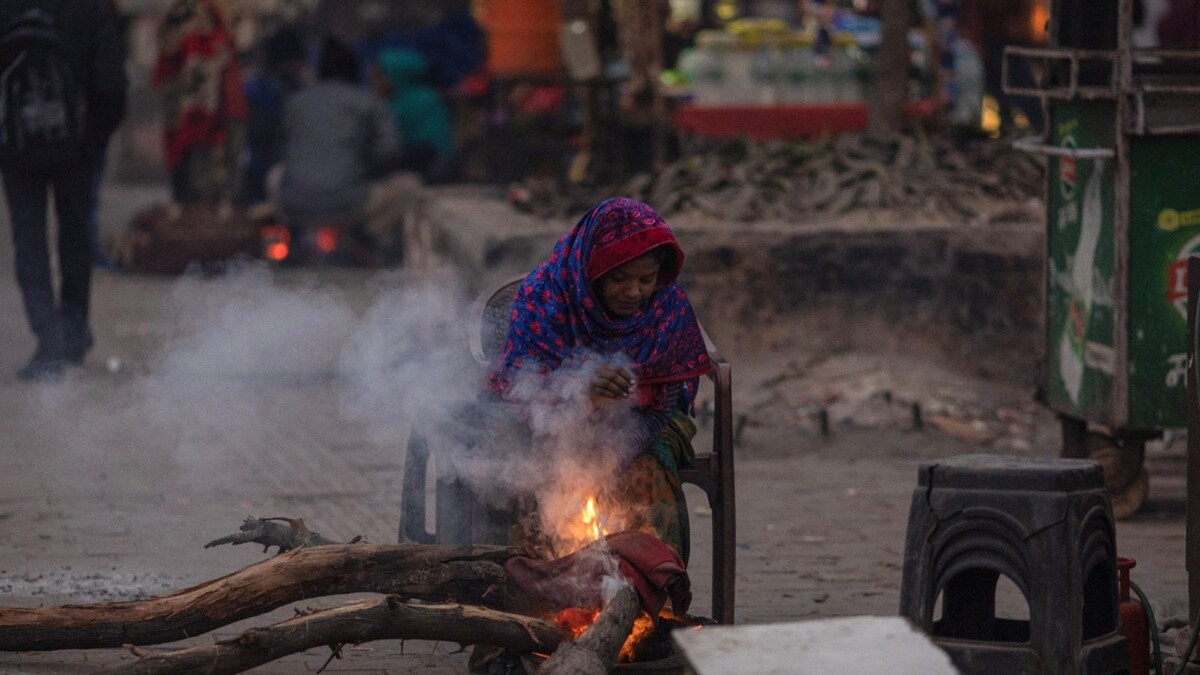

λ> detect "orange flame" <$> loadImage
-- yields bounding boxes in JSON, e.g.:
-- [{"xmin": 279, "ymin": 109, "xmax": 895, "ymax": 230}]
[
  {"xmin": 581, "ymin": 496, "xmax": 603, "ymax": 541},
  {"xmin": 618, "ymin": 612, "xmax": 656, "ymax": 662},
  {"xmin": 554, "ymin": 607, "xmax": 707, "ymax": 663}
]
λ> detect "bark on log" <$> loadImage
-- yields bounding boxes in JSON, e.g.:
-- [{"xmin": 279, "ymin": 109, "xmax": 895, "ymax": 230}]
[
  {"xmin": 0, "ymin": 543, "xmax": 524, "ymax": 652},
  {"xmin": 98, "ymin": 597, "xmax": 564, "ymax": 675},
  {"xmin": 540, "ymin": 584, "xmax": 640, "ymax": 675}
]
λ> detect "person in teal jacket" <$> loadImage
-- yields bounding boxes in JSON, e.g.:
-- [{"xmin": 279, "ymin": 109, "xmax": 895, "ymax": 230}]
[{"xmin": 375, "ymin": 48, "xmax": 454, "ymax": 182}]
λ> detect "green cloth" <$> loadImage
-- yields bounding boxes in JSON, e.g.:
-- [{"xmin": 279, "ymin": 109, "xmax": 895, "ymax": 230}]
[
  {"xmin": 376, "ymin": 48, "xmax": 454, "ymax": 158},
  {"xmin": 643, "ymin": 412, "xmax": 698, "ymax": 563},
  {"xmin": 648, "ymin": 412, "xmax": 697, "ymax": 476}
]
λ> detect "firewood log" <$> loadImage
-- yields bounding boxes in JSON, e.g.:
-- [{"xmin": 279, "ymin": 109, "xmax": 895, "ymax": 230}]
[
  {"xmin": 0, "ymin": 543, "xmax": 524, "ymax": 651},
  {"xmin": 540, "ymin": 584, "xmax": 640, "ymax": 675},
  {"xmin": 97, "ymin": 597, "xmax": 564, "ymax": 675}
]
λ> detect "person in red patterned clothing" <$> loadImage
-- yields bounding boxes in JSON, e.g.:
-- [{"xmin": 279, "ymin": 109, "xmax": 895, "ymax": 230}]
[
  {"xmin": 152, "ymin": 0, "xmax": 247, "ymax": 205},
  {"xmin": 486, "ymin": 198, "xmax": 711, "ymax": 562}
]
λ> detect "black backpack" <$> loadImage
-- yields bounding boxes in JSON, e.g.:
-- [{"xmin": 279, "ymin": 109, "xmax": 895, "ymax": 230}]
[{"xmin": 0, "ymin": 1, "xmax": 84, "ymax": 170}]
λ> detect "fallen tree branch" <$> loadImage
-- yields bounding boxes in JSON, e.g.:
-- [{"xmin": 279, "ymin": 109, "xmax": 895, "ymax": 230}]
[
  {"xmin": 98, "ymin": 596, "xmax": 564, "ymax": 675},
  {"xmin": 203, "ymin": 516, "xmax": 344, "ymax": 552},
  {"xmin": 540, "ymin": 584, "xmax": 640, "ymax": 675},
  {"xmin": 0, "ymin": 543, "xmax": 525, "ymax": 651}
]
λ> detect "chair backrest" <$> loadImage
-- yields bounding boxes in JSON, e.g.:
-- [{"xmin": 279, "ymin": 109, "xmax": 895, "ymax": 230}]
[
  {"xmin": 469, "ymin": 274, "xmax": 737, "ymax": 624},
  {"xmin": 472, "ymin": 277, "xmax": 526, "ymax": 364}
]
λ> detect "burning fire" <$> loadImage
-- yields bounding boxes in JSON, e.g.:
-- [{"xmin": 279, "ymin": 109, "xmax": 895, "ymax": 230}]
[
  {"xmin": 542, "ymin": 498, "xmax": 707, "ymax": 663},
  {"xmin": 555, "ymin": 607, "xmax": 600, "ymax": 639},
  {"xmin": 552, "ymin": 495, "xmax": 614, "ymax": 557},
  {"xmin": 557, "ymin": 608, "xmax": 700, "ymax": 662},
  {"xmin": 581, "ymin": 496, "xmax": 606, "ymax": 542},
  {"xmin": 619, "ymin": 612, "xmax": 656, "ymax": 661},
  {"xmin": 554, "ymin": 608, "xmax": 657, "ymax": 662}
]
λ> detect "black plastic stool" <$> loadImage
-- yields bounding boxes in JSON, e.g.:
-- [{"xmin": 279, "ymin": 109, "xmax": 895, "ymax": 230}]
[{"xmin": 899, "ymin": 454, "xmax": 1129, "ymax": 675}]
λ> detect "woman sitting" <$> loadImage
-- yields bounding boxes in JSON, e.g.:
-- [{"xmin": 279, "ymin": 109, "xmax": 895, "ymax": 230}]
[{"xmin": 486, "ymin": 197, "xmax": 710, "ymax": 562}]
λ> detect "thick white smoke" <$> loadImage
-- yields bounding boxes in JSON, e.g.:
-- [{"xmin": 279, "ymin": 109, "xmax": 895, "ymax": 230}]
[{"xmin": 29, "ymin": 261, "xmax": 639, "ymax": 557}]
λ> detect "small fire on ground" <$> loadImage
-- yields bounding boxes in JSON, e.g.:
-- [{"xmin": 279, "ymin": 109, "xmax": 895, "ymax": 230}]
[
  {"xmin": 553, "ymin": 607, "xmax": 708, "ymax": 662},
  {"xmin": 550, "ymin": 496, "xmax": 708, "ymax": 663}
]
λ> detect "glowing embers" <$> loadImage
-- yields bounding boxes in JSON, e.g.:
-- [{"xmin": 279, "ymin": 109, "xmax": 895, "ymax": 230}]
[
  {"xmin": 621, "ymin": 609, "xmax": 715, "ymax": 663},
  {"xmin": 552, "ymin": 605, "xmax": 714, "ymax": 663},
  {"xmin": 259, "ymin": 223, "xmax": 341, "ymax": 263},
  {"xmin": 314, "ymin": 225, "xmax": 339, "ymax": 254},
  {"xmin": 260, "ymin": 224, "xmax": 290, "ymax": 261},
  {"xmin": 554, "ymin": 606, "xmax": 599, "ymax": 639}
]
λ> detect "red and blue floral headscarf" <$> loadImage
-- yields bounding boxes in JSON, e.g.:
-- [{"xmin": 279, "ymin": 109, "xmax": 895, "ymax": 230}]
[{"xmin": 487, "ymin": 198, "xmax": 711, "ymax": 408}]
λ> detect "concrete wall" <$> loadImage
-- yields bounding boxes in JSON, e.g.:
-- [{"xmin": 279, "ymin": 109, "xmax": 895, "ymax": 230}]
[{"xmin": 679, "ymin": 224, "xmax": 1043, "ymax": 381}]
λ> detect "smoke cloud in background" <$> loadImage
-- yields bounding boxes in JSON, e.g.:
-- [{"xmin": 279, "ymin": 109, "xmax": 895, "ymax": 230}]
[
  {"xmin": 135, "ymin": 266, "xmax": 359, "ymax": 475},
  {"xmin": 21, "ymin": 264, "xmax": 462, "ymax": 484}
]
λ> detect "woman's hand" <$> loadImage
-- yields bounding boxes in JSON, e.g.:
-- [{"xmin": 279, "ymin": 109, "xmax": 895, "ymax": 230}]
[{"xmin": 589, "ymin": 364, "xmax": 635, "ymax": 404}]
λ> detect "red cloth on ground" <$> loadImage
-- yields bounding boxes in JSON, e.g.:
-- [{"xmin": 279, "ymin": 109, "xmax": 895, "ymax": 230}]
[{"xmin": 505, "ymin": 531, "xmax": 691, "ymax": 616}]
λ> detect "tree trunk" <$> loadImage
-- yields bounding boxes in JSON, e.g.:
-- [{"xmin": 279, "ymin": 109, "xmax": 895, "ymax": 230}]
[
  {"xmin": 540, "ymin": 584, "xmax": 641, "ymax": 675},
  {"xmin": 98, "ymin": 597, "xmax": 564, "ymax": 675},
  {"xmin": 0, "ymin": 543, "xmax": 525, "ymax": 652},
  {"xmin": 868, "ymin": 0, "xmax": 915, "ymax": 138}
]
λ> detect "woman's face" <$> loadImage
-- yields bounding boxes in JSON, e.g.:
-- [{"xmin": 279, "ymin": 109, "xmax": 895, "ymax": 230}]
[{"xmin": 596, "ymin": 253, "xmax": 661, "ymax": 317}]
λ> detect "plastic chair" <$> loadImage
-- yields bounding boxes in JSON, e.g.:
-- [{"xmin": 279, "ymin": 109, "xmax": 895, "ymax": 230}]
[{"xmin": 400, "ymin": 275, "xmax": 737, "ymax": 624}]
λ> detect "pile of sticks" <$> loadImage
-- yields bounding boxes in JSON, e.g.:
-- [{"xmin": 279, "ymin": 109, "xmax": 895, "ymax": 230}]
[
  {"xmin": 0, "ymin": 517, "xmax": 641, "ymax": 675},
  {"xmin": 526, "ymin": 133, "xmax": 1044, "ymax": 224}
]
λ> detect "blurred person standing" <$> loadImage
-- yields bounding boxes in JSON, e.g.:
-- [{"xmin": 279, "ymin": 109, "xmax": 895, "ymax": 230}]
[
  {"xmin": 238, "ymin": 27, "xmax": 308, "ymax": 207},
  {"xmin": 153, "ymin": 0, "xmax": 247, "ymax": 206},
  {"xmin": 0, "ymin": 0, "xmax": 127, "ymax": 380}
]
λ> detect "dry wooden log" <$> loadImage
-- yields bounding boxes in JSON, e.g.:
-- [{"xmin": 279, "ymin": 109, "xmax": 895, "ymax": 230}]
[
  {"xmin": 98, "ymin": 597, "xmax": 564, "ymax": 675},
  {"xmin": 540, "ymin": 584, "xmax": 640, "ymax": 675},
  {"xmin": 0, "ymin": 543, "xmax": 524, "ymax": 652}
]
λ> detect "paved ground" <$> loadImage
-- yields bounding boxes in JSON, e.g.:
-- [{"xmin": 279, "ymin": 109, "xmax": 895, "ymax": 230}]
[{"xmin": 0, "ymin": 183, "xmax": 1193, "ymax": 673}]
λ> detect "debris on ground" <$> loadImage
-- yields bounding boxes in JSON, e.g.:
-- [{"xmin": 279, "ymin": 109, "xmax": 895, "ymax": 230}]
[
  {"xmin": 737, "ymin": 351, "xmax": 1056, "ymax": 452},
  {"xmin": 519, "ymin": 133, "xmax": 1044, "ymax": 225},
  {"xmin": 0, "ymin": 568, "xmax": 182, "ymax": 601}
]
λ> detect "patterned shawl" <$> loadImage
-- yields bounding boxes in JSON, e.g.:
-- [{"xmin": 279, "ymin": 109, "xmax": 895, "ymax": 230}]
[{"xmin": 487, "ymin": 198, "xmax": 710, "ymax": 408}]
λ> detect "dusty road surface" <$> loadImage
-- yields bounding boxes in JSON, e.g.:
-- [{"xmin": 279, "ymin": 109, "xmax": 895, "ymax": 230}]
[{"xmin": 0, "ymin": 187, "xmax": 1192, "ymax": 673}]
